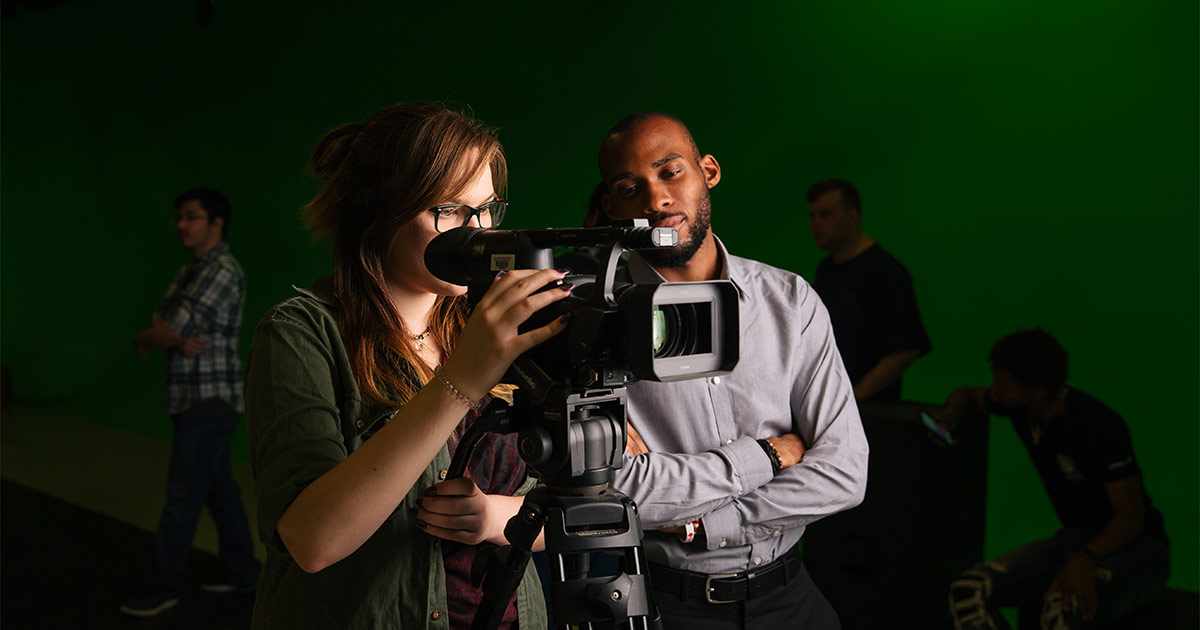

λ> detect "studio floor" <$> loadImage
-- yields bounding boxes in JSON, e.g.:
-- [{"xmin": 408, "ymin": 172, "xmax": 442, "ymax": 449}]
[{"xmin": 1, "ymin": 405, "xmax": 259, "ymax": 629}]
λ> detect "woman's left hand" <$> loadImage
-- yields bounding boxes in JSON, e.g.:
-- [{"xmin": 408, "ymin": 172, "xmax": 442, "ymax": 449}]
[{"xmin": 415, "ymin": 477, "xmax": 512, "ymax": 546}]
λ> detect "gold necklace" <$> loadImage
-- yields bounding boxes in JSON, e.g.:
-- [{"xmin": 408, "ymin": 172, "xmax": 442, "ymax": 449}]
[{"xmin": 411, "ymin": 328, "xmax": 431, "ymax": 351}]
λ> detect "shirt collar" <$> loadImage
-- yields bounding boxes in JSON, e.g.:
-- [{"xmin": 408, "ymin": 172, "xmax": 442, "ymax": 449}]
[
  {"xmin": 193, "ymin": 241, "xmax": 229, "ymax": 266},
  {"xmin": 295, "ymin": 276, "xmax": 338, "ymax": 308},
  {"xmin": 626, "ymin": 235, "xmax": 749, "ymax": 300}
]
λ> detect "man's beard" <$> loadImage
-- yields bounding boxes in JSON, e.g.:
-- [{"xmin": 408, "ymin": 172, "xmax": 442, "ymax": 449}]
[{"xmin": 641, "ymin": 190, "xmax": 712, "ymax": 269}]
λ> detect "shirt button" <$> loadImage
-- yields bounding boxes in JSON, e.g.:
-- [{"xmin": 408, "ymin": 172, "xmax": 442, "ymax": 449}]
[
  {"xmin": 439, "ymin": 470, "xmax": 448, "ymax": 480},
  {"xmin": 719, "ymin": 538, "xmax": 727, "ymax": 548},
  {"xmin": 355, "ymin": 420, "xmax": 365, "ymax": 429},
  {"xmin": 711, "ymin": 376, "xmax": 722, "ymax": 385},
  {"xmin": 753, "ymin": 557, "xmax": 762, "ymax": 565},
  {"xmin": 431, "ymin": 610, "xmax": 443, "ymax": 620}
]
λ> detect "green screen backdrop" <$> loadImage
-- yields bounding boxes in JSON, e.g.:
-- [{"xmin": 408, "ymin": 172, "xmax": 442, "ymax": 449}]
[{"xmin": 2, "ymin": 0, "xmax": 1196, "ymax": 591}]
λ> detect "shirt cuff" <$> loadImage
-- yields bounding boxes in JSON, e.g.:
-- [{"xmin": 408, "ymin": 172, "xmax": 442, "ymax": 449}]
[
  {"xmin": 722, "ymin": 435, "xmax": 775, "ymax": 494},
  {"xmin": 701, "ymin": 502, "xmax": 742, "ymax": 550},
  {"xmin": 166, "ymin": 307, "xmax": 195, "ymax": 338}
]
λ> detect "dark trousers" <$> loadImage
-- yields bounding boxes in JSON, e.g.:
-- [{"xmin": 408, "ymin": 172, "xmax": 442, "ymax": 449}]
[
  {"xmin": 653, "ymin": 563, "xmax": 840, "ymax": 630},
  {"xmin": 949, "ymin": 528, "xmax": 1170, "ymax": 629},
  {"xmin": 145, "ymin": 413, "xmax": 260, "ymax": 597}
]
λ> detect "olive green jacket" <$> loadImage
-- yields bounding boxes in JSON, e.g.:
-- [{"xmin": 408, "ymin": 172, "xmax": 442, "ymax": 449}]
[{"xmin": 245, "ymin": 277, "xmax": 546, "ymax": 629}]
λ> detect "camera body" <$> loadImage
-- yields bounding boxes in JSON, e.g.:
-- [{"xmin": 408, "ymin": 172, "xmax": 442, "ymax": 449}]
[
  {"xmin": 425, "ymin": 219, "xmax": 739, "ymax": 490},
  {"xmin": 425, "ymin": 220, "xmax": 739, "ymax": 391}
]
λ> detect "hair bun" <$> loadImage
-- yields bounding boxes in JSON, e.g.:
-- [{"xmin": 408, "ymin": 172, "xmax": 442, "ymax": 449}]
[{"xmin": 309, "ymin": 122, "xmax": 362, "ymax": 181}]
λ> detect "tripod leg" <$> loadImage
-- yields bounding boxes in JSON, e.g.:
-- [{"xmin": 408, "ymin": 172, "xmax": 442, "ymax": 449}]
[{"xmin": 470, "ymin": 500, "xmax": 545, "ymax": 630}]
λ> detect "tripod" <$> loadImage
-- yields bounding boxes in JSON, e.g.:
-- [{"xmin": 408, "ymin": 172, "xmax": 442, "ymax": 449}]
[{"xmin": 447, "ymin": 385, "xmax": 662, "ymax": 630}]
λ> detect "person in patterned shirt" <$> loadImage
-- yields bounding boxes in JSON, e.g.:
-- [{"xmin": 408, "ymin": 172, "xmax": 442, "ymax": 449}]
[{"xmin": 122, "ymin": 187, "xmax": 261, "ymax": 617}]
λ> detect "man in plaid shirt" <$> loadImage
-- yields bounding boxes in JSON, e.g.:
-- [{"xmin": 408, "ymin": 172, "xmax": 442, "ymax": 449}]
[{"xmin": 122, "ymin": 188, "xmax": 261, "ymax": 617}]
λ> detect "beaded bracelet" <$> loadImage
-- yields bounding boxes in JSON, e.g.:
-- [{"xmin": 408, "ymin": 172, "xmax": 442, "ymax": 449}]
[
  {"xmin": 433, "ymin": 366, "xmax": 486, "ymax": 411},
  {"xmin": 757, "ymin": 438, "xmax": 783, "ymax": 475}
]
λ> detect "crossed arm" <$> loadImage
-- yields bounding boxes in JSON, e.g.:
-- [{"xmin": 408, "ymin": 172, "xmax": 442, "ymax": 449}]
[
  {"xmin": 610, "ymin": 295, "xmax": 869, "ymax": 548},
  {"xmin": 137, "ymin": 263, "xmax": 242, "ymax": 357},
  {"xmin": 625, "ymin": 423, "xmax": 806, "ymax": 537},
  {"xmin": 134, "ymin": 316, "xmax": 209, "ymax": 357}
]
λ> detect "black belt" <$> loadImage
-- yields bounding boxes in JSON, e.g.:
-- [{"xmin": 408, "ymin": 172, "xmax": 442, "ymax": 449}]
[{"xmin": 649, "ymin": 548, "xmax": 803, "ymax": 604}]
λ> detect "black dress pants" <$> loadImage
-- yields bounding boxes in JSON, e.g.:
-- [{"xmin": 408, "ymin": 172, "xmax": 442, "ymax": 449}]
[{"xmin": 652, "ymin": 563, "xmax": 840, "ymax": 630}]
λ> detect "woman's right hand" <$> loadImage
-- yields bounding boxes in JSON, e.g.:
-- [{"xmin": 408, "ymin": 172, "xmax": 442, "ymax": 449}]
[{"xmin": 442, "ymin": 268, "xmax": 574, "ymax": 399}]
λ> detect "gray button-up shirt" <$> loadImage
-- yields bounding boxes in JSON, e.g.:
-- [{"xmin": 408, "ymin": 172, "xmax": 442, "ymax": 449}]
[{"xmin": 610, "ymin": 237, "xmax": 869, "ymax": 574}]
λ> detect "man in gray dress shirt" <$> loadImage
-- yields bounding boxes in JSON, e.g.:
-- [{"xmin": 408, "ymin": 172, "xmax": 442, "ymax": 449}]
[{"xmin": 597, "ymin": 112, "xmax": 870, "ymax": 629}]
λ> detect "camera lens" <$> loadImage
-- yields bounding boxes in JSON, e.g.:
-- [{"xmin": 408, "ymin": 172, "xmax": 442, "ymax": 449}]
[
  {"xmin": 651, "ymin": 308, "xmax": 668, "ymax": 355},
  {"xmin": 653, "ymin": 303, "xmax": 711, "ymax": 358}
]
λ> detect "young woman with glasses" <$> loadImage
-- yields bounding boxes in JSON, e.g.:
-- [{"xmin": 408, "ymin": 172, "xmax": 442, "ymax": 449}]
[{"xmin": 244, "ymin": 103, "xmax": 569, "ymax": 629}]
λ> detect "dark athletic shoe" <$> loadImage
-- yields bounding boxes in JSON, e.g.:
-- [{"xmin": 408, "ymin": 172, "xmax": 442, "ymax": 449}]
[{"xmin": 118, "ymin": 592, "xmax": 180, "ymax": 617}]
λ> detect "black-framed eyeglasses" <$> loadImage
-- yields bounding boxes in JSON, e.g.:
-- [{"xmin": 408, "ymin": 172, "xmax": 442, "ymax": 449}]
[{"xmin": 427, "ymin": 199, "xmax": 508, "ymax": 233}]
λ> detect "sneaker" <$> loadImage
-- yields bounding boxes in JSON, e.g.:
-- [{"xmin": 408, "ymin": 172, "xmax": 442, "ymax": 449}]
[
  {"xmin": 200, "ymin": 580, "xmax": 256, "ymax": 594},
  {"xmin": 119, "ymin": 592, "xmax": 179, "ymax": 617}
]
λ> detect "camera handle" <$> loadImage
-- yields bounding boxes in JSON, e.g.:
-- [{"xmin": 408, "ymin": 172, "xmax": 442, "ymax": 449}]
[{"xmin": 594, "ymin": 238, "xmax": 626, "ymax": 308}]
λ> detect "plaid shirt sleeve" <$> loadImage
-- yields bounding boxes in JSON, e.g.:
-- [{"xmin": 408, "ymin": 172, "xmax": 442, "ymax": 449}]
[
  {"xmin": 163, "ymin": 260, "xmax": 242, "ymax": 338},
  {"xmin": 154, "ymin": 267, "xmax": 186, "ymax": 322}
]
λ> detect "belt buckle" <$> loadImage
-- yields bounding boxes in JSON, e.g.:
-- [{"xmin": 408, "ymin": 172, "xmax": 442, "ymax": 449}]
[{"xmin": 704, "ymin": 573, "xmax": 739, "ymax": 604}]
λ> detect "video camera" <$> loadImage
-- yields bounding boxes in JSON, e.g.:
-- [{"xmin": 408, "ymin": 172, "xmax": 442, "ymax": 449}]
[
  {"xmin": 425, "ymin": 218, "xmax": 739, "ymax": 488},
  {"xmin": 426, "ymin": 219, "xmax": 738, "ymax": 388},
  {"xmin": 423, "ymin": 219, "xmax": 740, "ymax": 630}
]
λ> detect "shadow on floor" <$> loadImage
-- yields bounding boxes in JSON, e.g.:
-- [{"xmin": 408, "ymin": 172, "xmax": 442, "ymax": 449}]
[{"xmin": 2, "ymin": 479, "xmax": 254, "ymax": 630}]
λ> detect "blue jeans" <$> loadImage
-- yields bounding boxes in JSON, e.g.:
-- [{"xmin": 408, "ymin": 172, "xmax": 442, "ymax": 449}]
[
  {"xmin": 145, "ymin": 413, "xmax": 260, "ymax": 597},
  {"xmin": 948, "ymin": 528, "xmax": 1169, "ymax": 629}
]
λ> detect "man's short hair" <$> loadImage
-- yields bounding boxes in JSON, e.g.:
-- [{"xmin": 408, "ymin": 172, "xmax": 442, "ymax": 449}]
[
  {"xmin": 806, "ymin": 178, "xmax": 861, "ymax": 214},
  {"xmin": 599, "ymin": 112, "xmax": 701, "ymax": 174},
  {"xmin": 584, "ymin": 181, "xmax": 611, "ymax": 228},
  {"xmin": 988, "ymin": 328, "xmax": 1069, "ymax": 390},
  {"xmin": 175, "ymin": 187, "xmax": 231, "ymax": 238}
]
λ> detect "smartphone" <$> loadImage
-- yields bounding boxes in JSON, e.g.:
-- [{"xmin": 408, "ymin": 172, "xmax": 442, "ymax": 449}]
[{"xmin": 919, "ymin": 410, "xmax": 954, "ymax": 444}]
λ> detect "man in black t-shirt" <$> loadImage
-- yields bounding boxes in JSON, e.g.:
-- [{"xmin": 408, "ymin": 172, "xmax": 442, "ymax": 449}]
[
  {"xmin": 807, "ymin": 179, "xmax": 930, "ymax": 402},
  {"xmin": 936, "ymin": 329, "xmax": 1169, "ymax": 629}
]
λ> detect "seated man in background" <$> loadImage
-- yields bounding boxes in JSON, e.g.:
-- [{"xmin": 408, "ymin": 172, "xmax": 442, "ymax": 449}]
[
  {"xmin": 936, "ymin": 328, "xmax": 1168, "ymax": 629},
  {"xmin": 807, "ymin": 178, "xmax": 930, "ymax": 402}
]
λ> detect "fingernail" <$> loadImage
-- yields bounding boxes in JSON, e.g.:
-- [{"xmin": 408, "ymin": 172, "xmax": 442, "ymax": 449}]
[
  {"xmin": 557, "ymin": 268, "xmax": 571, "ymax": 274},
  {"xmin": 560, "ymin": 283, "xmax": 575, "ymax": 292},
  {"xmin": 415, "ymin": 520, "xmax": 429, "ymax": 530},
  {"xmin": 424, "ymin": 486, "xmax": 438, "ymax": 496},
  {"xmin": 494, "ymin": 270, "xmax": 507, "ymax": 280},
  {"xmin": 558, "ymin": 313, "xmax": 573, "ymax": 324}
]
